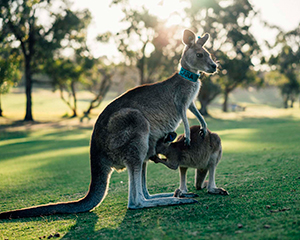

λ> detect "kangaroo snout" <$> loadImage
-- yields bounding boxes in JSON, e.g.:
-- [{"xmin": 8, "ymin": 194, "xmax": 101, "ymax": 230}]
[
  {"xmin": 211, "ymin": 63, "xmax": 217, "ymax": 70},
  {"xmin": 206, "ymin": 62, "xmax": 217, "ymax": 73}
]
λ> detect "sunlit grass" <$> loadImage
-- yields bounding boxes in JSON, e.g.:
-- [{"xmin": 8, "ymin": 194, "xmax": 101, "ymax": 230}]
[
  {"xmin": 0, "ymin": 87, "xmax": 300, "ymax": 239},
  {"xmin": 0, "ymin": 87, "xmax": 118, "ymax": 122}
]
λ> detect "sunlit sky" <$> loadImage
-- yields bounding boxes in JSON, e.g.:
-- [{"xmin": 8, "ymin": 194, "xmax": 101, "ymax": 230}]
[{"xmin": 71, "ymin": 0, "xmax": 300, "ymax": 60}]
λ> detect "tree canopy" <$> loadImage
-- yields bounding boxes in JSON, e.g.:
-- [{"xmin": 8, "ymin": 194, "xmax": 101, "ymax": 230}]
[
  {"xmin": 0, "ymin": 44, "xmax": 20, "ymax": 117},
  {"xmin": 0, "ymin": 0, "xmax": 91, "ymax": 120},
  {"xmin": 184, "ymin": 0, "xmax": 261, "ymax": 112},
  {"xmin": 107, "ymin": 0, "xmax": 183, "ymax": 84},
  {"xmin": 269, "ymin": 24, "xmax": 300, "ymax": 108}
]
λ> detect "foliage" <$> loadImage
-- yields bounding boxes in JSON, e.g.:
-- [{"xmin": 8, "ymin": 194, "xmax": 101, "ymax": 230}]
[
  {"xmin": 198, "ymin": 74, "xmax": 221, "ymax": 116},
  {"xmin": 185, "ymin": 0, "xmax": 261, "ymax": 112},
  {"xmin": 44, "ymin": 54, "xmax": 95, "ymax": 117},
  {"xmin": 80, "ymin": 58, "xmax": 115, "ymax": 121},
  {"xmin": 0, "ymin": 45, "xmax": 21, "ymax": 116},
  {"xmin": 269, "ymin": 24, "xmax": 300, "ymax": 108},
  {"xmin": 108, "ymin": 1, "xmax": 183, "ymax": 84},
  {"xmin": 101, "ymin": 0, "xmax": 263, "ymax": 114},
  {"xmin": 0, "ymin": 0, "xmax": 92, "ymax": 120}
]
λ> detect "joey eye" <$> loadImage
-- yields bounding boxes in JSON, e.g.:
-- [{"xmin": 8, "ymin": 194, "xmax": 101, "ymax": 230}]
[{"xmin": 196, "ymin": 53, "xmax": 204, "ymax": 58}]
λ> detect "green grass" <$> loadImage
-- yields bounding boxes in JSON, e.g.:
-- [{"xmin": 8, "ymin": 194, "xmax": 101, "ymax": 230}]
[{"xmin": 0, "ymin": 88, "xmax": 300, "ymax": 239}]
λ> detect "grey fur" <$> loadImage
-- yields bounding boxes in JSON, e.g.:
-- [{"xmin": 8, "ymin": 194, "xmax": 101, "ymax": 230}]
[{"xmin": 0, "ymin": 29, "xmax": 217, "ymax": 219}]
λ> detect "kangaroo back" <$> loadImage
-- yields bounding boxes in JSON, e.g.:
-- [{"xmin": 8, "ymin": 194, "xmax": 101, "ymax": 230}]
[{"xmin": 172, "ymin": 126, "xmax": 210, "ymax": 150}]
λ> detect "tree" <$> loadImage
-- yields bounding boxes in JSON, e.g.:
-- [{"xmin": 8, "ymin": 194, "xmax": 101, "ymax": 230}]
[
  {"xmin": 269, "ymin": 25, "xmax": 300, "ymax": 108},
  {"xmin": 185, "ymin": 0, "xmax": 261, "ymax": 112},
  {"xmin": 109, "ymin": 1, "xmax": 183, "ymax": 84},
  {"xmin": 0, "ymin": 46, "xmax": 20, "ymax": 117},
  {"xmin": 197, "ymin": 74, "xmax": 221, "ymax": 116},
  {"xmin": 80, "ymin": 60, "xmax": 114, "ymax": 121},
  {"xmin": 45, "ymin": 53, "xmax": 94, "ymax": 118},
  {"xmin": 217, "ymin": 53, "xmax": 259, "ymax": 112},
  {"xmin": 0, "ymin": 0, "xmax": 91, "ymax": 120}
]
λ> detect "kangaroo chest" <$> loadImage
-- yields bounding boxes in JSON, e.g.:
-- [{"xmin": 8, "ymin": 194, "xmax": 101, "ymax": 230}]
[{"xmin": 174, "ymin": 79, "xmax": 201, "ymax": 110}]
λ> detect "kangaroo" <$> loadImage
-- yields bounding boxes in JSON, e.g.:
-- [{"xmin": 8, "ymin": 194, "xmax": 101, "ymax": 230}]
[
  {"xmin": 152, "ymin": 126, "xmax": 228, "ymax": 196},
  {"xmin": 0, "ymin": 29, "xmax": 217, "ymax": 219}
]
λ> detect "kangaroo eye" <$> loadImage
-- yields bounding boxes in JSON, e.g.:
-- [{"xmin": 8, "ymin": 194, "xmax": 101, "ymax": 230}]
[{"xmin": 196, "ymin": 53, "xmax": 204, "ymax": 58}]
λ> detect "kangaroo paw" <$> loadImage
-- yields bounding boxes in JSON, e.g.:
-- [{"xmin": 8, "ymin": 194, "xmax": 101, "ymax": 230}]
[
  {"xmin": 200, "ymin": 127, "xmax": 207, "ymax": 138},
  {"xmin": 184, "ymin": 137, "xmax": 191, "ymax": 147}
]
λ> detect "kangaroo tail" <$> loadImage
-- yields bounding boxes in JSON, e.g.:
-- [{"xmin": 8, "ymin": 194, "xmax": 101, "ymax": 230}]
[{"xmin": 0, "ymin": 142, "xmax": 112, "ymax": 219}]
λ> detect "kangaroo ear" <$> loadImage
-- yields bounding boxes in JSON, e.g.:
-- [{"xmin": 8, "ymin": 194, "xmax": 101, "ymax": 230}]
[
  {"xmin": 183, "ymin": 29, "xmax": 196, "ymax": 47},
  {"xmin": 196, "ymin": 33, "xmax": 210, "ymax": 46},
  {"xmin": 164, "ymin": 132, "xmax": 177, "ymax": 143}
]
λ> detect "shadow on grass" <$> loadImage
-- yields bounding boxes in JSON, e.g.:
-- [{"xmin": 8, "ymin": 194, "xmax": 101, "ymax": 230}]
[
  {"xmin": 58, "ymin": 204, "xmax": 206, "ymax": 240},
  {"xmin": 0, "ymin": 130, "xmax": 29, "ymax": 141},
  {"xmin": 61, "ymin": 212, "xmax": 99, "ymax": 239},
  {"xmin": 0, "ymin": 119, "xmax": 93, "ymax": 139},
  {"xmin": 0, "ymin": 129, "xmax": 90, "ymax": 162}
]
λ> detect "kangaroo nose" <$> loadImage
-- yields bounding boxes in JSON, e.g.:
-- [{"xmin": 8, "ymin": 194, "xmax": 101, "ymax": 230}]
[{"xmin": 211, "ymin": 63, "xmax": 217, "ymax": 69}]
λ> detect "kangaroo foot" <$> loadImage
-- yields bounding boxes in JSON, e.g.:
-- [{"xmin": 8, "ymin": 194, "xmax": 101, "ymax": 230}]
[
  {"xmin": 208, "ymin": 188, "xmax": 229, "ymax": 196},
  {"xmin": 128, "ymin": 197, "xmax": 198, "ymax": 209},
  {"xmin": 173, "ymin": 189, "xmax": 199, "ymax": 198}
]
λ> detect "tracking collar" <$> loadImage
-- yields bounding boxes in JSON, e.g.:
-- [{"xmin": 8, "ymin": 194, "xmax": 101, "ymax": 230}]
[{"xmin": 179, "ymin": 67, "xmax": 200, "ymax": 82}]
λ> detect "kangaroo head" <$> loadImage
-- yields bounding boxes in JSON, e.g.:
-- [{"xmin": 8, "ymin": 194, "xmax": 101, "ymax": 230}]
[{"xmin": 181, "ymin": 29, "xmax": 217, "ymax": 74}]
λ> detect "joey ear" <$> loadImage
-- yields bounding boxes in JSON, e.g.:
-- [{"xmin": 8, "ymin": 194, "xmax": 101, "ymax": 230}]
[
  {"xmin": 196, "ymin": 33, "xmax": 210, "ymax": 46},
  {"xmin": 183, "ymin": 29, "xmax": 196, "ymax": 47}
]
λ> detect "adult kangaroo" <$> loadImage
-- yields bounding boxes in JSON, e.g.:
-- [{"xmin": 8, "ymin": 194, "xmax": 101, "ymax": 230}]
[{"xmin": 0, "ymin": 29, "xmax": 217, "ymax": 219}]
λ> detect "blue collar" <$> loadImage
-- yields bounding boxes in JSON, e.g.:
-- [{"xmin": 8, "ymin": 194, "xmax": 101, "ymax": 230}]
[{"xmin": 179, "ymin": 67, "xmax": 200, "ymax": 82}]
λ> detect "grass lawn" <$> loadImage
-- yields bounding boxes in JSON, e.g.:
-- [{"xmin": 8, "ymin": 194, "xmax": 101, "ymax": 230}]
[{"xmin": 0, "ymin": 87, "xmax": 299, "ymax": 239}]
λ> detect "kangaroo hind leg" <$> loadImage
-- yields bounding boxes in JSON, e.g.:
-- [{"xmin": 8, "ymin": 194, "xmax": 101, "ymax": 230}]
[
  {"xmin": 206, "ymin": 150, "xmax": 228, "ymax": 196},
  {"xmin": 176, "ymin": 167, "xmax": 198, "ymax": 198},
  {"xmin": 142, "ymin": 161, "xmax": 174, "ymax": 199},
  {"xmin": 195, "ymin": 168, "xmax": 208, "ymax": 190},
  {"xmin": 109, "ymin": 109, "xmax": 197, "ymax": 209},
  {"xmin": 127, "ymin": 160, "xmax": 198, "ymax": 209},
  {"xmin": 207, "ymin": 163, "xmax": 228, "ymax": 196}
]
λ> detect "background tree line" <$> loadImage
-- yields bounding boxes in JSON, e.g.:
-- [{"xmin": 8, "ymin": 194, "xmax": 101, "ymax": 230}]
[{"xmin": 0, "ymin": 0, "xmax": 299, "ymax": 121}]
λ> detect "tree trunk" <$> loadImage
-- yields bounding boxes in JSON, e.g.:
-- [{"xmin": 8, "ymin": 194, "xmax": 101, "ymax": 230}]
[
  {"xmin": 223, "ymin": 90, "xmax": 229, "ymax": 112},
  {"xmin": 0, "ymin": 91, "xmax": 3, "ymax": 117},
  {"xmin": 71, "ymin": 109, "xmax": 77, "ymax": 118},
  {"xmin": 283, "ymin": 94, "xmax": 288, "ymax": 109},
  {"xmin": 24, "ymin": 56, "xmax": 34, "ymax": 121},
  {"xmin": 81, "ymin": 73, "xmax": 112, "ymax": 122},
  {"xmin": 290, "ymin": 96, "xmax": 294, "ymax": 108},
  {"xmin": 139, "ymin": 57, "xmax": 145, "ymax": 85},
  {"xmin": 200, "ymin": 99, "xmax": 209, "ymax": 116},
  {"xmin": 138, "ymin": 41, "xmax": 148, "ymax": 85},
  {"xmin": 24, "ymin": 18, "xmax": 35, "ymax": 121},
  {"xmin": 70, "ymin": 81, "xmax": 77, "ymax": 117},
  {"xmin": 197, "ymin": 78, "xmax": 221, "ymax": 117}
]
